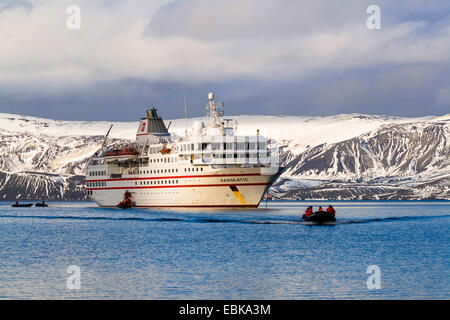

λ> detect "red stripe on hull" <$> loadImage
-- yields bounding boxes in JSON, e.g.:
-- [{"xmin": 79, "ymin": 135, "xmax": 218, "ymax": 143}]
[
  {"xmin": 86, "ymin": 182, "xmax": 270, "ymax": 191},
  {"xmin": 86, "ymin": 173, "xmax": 262, "ymax": 183}
]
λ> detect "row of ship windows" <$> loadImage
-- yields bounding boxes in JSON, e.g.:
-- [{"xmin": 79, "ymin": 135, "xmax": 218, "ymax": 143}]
[
  {"xmin": 181, "ymin": 142, "xmax": 267, "ymax": 151},
  {"xmin": 89, "ymin": 171, "xmax": 106, "ymax": 176},
  {"xmin": 88, "ymin": 166, "xmax": 205, "ymax": 177},
  {"xmin": 149, "ymin": 157, "xmax": 178, "ymax": 163},
  {"xmin": 139, "ymin": 168, "xmax": 178, "ymax": 174},
  {"xmin": 87, "ymin": 182, "xmax": 106, "ymax": 187},
  {"xmin": 138, "ymin": 167, "xmax": 204, "ymax": 174},
  {"xmin": 87, "ymin": 179, "xmax": 180, "ymax": 187},
  {"xmin": 135, "ymin": 180, "xmax": 179, "ymax": 185}
]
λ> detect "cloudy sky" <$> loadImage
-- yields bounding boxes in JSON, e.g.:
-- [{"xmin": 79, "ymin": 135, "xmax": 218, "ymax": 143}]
[{"xmin": 0, "ymin": 0, "xmax": 449, "ymax": 120}]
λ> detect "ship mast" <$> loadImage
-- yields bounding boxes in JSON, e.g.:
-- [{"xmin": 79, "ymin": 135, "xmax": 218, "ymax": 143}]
[
  {"xmin": 184, "ymin": 87, "xmax": 188, "ymax": 137},
  {"xmin": 206, "ymin": 92, "xmax": 224, "ymax": 128}
]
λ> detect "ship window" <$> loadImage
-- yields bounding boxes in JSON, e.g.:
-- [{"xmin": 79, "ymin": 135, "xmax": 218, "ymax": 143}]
[{"xmin": 201, "ymin": 168, "xmax": 203, "ymax": 171}]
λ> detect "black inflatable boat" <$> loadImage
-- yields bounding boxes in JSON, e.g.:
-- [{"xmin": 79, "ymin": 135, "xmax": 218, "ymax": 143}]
[
  {"xmin": 11, "ymin": 203, "xmax": 33, "ymax": 207},
  {"xmin": 303, "ymin": 211, "xmax": 336, "ymax": 223},
  {"xmin": 35, "ymin": 203, "xmax": 48, "ymax": 207}
]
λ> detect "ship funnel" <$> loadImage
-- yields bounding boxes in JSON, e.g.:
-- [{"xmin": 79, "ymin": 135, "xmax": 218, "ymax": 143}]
[
  {"xmin": 139, "ymin": 108, "xmax": 169, "ymax": 135},
  {"xmin": 208, "ymin": 92, "xmax": 214, "ymax": 101},
  {"xmin": 136, "ymin": 108, "xmax": 170, "ymax": 147}
]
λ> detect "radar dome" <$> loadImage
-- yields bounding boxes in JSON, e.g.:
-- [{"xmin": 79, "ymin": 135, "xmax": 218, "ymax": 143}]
[{"xmin": 192, "ymin": 121, "xmax": 204, "ymax": 136}]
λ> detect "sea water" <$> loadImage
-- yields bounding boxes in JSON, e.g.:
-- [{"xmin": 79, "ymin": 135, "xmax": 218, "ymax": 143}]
[{"xmin": 0, "ymin": 201, "xmax": 448, "ymax": 299}]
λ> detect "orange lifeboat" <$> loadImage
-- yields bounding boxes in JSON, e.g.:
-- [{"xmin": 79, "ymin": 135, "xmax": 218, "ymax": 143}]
[
  {"xmin": 105, "ymin": 145, "xmax": 139, "ymax": 157},
  {"xmin": 159, "ymin": 145, "xmax": 171, "ymax": 154}
]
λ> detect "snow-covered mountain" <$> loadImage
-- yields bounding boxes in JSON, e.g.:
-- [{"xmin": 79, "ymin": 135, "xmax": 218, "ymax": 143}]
[{"xmin": 0, "ymin": 112, "xmax": 449, "ymax": 201}]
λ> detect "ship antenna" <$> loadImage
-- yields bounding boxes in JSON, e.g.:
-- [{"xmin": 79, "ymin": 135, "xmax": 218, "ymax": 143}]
[{"xmin": 184, "ymin": 87, "xmax": 188, "ymax": 137}]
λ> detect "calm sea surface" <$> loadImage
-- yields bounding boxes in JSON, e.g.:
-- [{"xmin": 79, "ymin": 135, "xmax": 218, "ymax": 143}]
[{"xmin": 0, "ymin": 201, "xmax": 448, "ymax": 299}]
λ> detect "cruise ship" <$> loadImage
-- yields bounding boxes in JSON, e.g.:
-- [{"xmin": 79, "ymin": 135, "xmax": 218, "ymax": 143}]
[{"xmin": 85, "ymin": 93, "xmax": 282, "ymax": 208}]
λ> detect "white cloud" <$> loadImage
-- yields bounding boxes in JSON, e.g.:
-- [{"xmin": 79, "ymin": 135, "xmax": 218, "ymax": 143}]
[{"xmin": 0, "ymin": 0, "xmax": 449, "ymax": 88}]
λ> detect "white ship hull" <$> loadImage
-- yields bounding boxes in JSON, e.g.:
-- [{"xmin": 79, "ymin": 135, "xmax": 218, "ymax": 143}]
[{"xmin": 86, "ymin": 167, "xmax": 280, "ymax": 208}]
